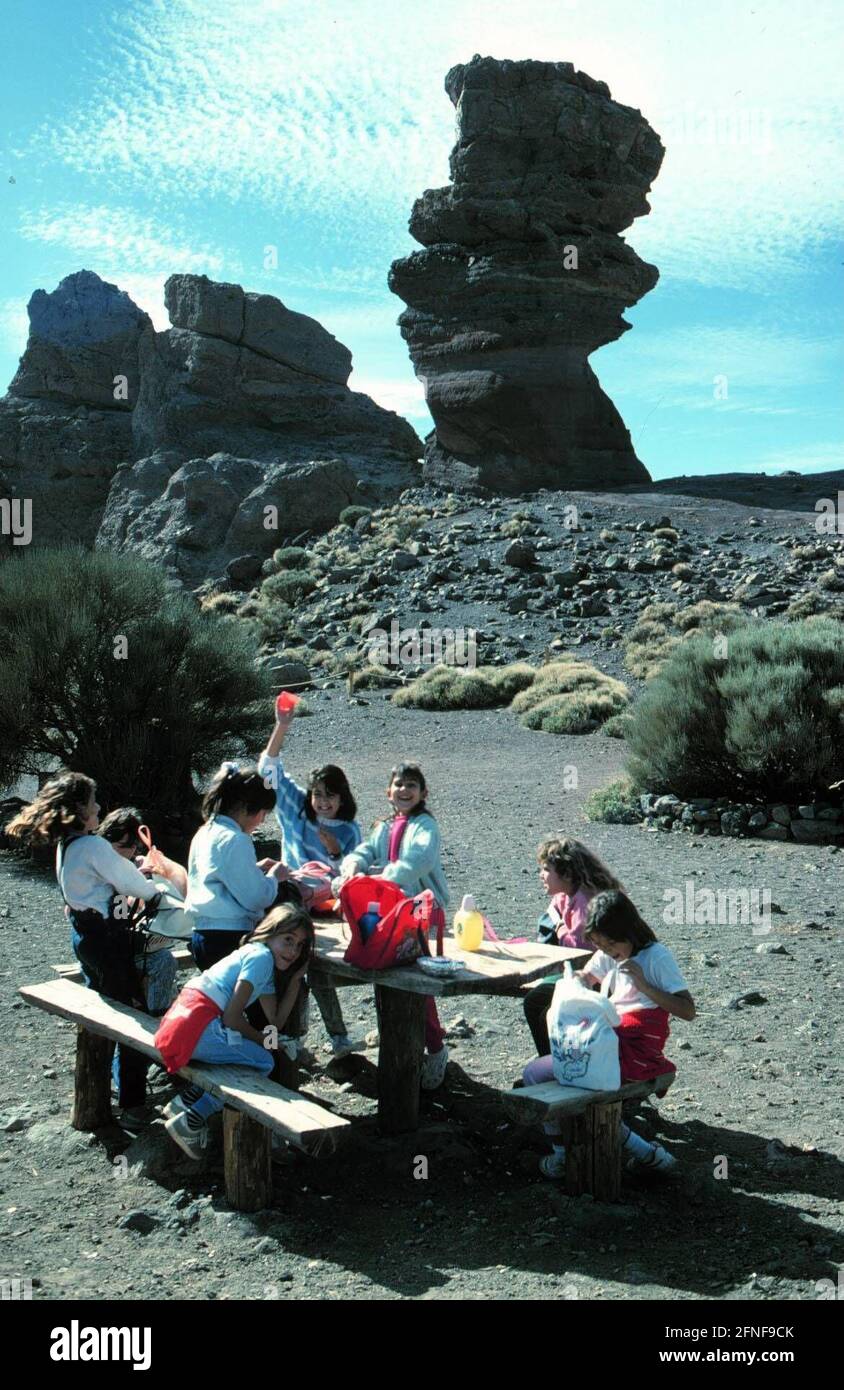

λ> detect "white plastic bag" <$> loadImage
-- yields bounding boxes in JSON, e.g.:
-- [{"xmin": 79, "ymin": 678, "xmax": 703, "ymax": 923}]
[
  {"xmin": 546, "ymin": 962, "xmax": 621, "ymax": 1091},
  {"xmin": 142, "ymin": 875, "xmax": 197, "ymax": 941}
]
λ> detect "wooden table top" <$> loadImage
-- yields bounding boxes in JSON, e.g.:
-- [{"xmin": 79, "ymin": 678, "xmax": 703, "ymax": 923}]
[{"xmin": 310, "ymin": 924, "xmax": 591, "ymax": 996}]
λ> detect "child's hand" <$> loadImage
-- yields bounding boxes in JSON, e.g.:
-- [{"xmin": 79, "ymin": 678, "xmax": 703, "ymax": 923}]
[
  {"xmin": 272, "ymin": 862, "xmax": 291, "ymax": 882},
  {"xmin": 256, "ymin": 857, "xmax": 276, "ymax": 870},
  {"xmin": 318, "ymin": 827, "xmax": 341, "ymax": 857},
  {"xmin": 619, "ymin": 959, "xmax": 647, "ymax": 989}
]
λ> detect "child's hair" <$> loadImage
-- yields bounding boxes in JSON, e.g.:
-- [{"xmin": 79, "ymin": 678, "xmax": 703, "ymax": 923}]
[
  {"xmin": 202, "ymin": 762, "xmax": 276, "ymax": 821},
  {"xmin": 387, "ymin": 762, "xmax": 430, "ymax": 818},
  {"xmin": 98, "ymin": 807, "xmax": 143, "ymax": 847},
  {"xmin": 585, "ymin": 890, "xmax": 657, "ymax": 951},
  {"xmin": 242, "ymin": 903, "xmax": 315, "ymax": 1006},
  {"xmin": 302, "ymin": 765, "xmax": 357, "ymax": 824},
  {"xmin": 538, "ymin": 836, "xmax": 622, "ymax": 896},
  {"xmin": 6, "ymin": 771, "xmax": 96, "ymax": 847}
]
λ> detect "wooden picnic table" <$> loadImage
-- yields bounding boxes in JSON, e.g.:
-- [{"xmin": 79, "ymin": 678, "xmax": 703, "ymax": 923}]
[{"xmin": 308, "ymin": 924, "xmax": 590, "ymax": 1134}]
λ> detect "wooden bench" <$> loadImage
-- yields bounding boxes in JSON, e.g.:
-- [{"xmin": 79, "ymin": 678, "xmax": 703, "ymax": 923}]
[
  {"xmin": 51, "ymin": 944, "xmax": 195, "ymax": 984},
  {"xmin": 19, "ymin": 979, "xmax": 349, "ymax": 1212},
  {"xmin": 504, "ymin": 1072, "xmax": 676, "ymax": 1201}
]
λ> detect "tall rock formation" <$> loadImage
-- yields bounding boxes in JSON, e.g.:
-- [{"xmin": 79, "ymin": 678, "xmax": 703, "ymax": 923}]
[
  {"xmin": 0, "ymin": 271, "xmax": 423, "ymax": 580},
  {"xmin": 388, "ymin": 55, "xmax": 664, "ymax": 492},
  {"xmin": 0, "ymin": 271, "xmax": 149, "ymax": 545}
]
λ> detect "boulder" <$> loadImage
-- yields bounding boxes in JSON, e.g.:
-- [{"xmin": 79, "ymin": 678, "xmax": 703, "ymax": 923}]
[
  {"xmin": 0, "ymin": 271, "xmax": 149, "ymax": 549},
  {"xmin": 389, "ymin": 55, "xmax": 663, "ymax": 492},
  {"xmin": 97, "ymin": 451, "xmax": 360, "ymax": 586},
  {"xmin": 8, "ymin": 269, "xmax": 150, "ymax": 410},
  {"xmin": 1, "ymin": 271, "xmax": 425, "ymax": 579},
  {"xmin": 132, "ymin": 275, "xmax": 422, "ymax": 480}
]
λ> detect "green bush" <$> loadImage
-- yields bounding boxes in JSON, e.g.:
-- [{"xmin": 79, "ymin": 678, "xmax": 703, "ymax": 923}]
[
  {"xmin": 349, "ymin": 664, "xmax": 403, "ymax": 691},
  {"xmin": 603, "ymin": 711, "xmax": 634, "ymax": 739},
  {"xmin": 0, "ymin": 548, "xmax": 271, "ymax": 838},
  {"xmin": 392, "ymin": 665, "xmax": 506, "ymax": 710},
  {"xmin": 509, "ymin": 658, "xmax": 629, "ymax": 734},
  {"xmin": 259, "ymin": 570, "xmax": 317, "ymax": 606},
  {"xmin": 585, "ymin": 778, "xmax": 642, "ymax": 824},
  {"xmin": 272, "ymin": 546, "xmax": 311, "ymax": 571},
  {"xmin": 391, "ymin": 661, "xmax": 536, "ymax": 710},
  {"xmin": 624, "ymin": 601, "xmax": 745, "ymax": 680},
  {"xmin": 625, "ymin": 619, "xmax": 844, "ymax": 801},
  {"xmin": 338, "ymin": 506, "xmax": 372, "ymax": 528},
  {"xmin": 200, "ymin": 592, "xmax": 240, "ymax": 613}
]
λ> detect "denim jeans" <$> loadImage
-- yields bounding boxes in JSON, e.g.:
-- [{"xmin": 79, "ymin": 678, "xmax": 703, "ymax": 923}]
[
  {"xmin": 187, "ymin": 1017, "xmax": 275, "ymax": 1119},
  {"xmin": 70, "ymin": 925, "xmax": 149, "ymax": 1107}
]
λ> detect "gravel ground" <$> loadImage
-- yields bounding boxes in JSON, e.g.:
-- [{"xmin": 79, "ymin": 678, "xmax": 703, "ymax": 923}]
[{"xmin": 1, "ymin": 692, "xmax": 842, "ymax": 1302}]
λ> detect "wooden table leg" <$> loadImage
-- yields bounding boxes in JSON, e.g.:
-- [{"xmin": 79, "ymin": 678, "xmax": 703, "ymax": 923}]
[
  {"xmin": 223, "ymin": 1108, "xmax": 272, "ymax": 1211},
  {"xmin": 375, "ymin": 985, "xmax": 425, "ymax": 1135},
  {"xmin": 565, "ymin": 1101, "xmax": 622, "ymax": 1201},
  {"xmin": 274, "ymin": 990, "xmax": 304, "ymax": 1091},
  {"xmin": 71, "ymin": 1025, "xmax": 113, "ymax": 1130}
]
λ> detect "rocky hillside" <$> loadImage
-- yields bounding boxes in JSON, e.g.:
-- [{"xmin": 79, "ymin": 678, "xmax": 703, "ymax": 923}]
[{"xmin": 204, "ymin": 479, "xmax": 844, "ymax": 691}]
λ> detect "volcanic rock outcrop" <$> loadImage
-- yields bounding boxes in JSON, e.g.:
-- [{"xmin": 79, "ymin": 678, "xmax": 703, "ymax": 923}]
[
  {"xmin": 0, "ymin": 271, "xmax": 422, "ymax": 580},
  {"xmin": 388, "ymin": 55, "xmax": 664, "ymax": 492},
  {"xmin": 0, "ymin": 270, "xmax": 149, "ymax": 545}
]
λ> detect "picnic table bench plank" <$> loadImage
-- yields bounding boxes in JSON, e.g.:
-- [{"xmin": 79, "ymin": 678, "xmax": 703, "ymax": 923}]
[
  {"xmin": 19, "ymin": 980, "xmax": 347, "ymax": 1147},
  {"xmin": 505, "ymin": 1073, "xmax": 675, "ymax": 1200}
]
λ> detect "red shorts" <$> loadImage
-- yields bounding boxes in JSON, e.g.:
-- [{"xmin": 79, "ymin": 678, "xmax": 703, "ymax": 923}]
[
  {"xmin": 615, "ymin": 1007, "xmax": 676, "ymax": 1083},
  {"xmin": 154, "ymin": 987, "xmax": 221, "ymax": 1073}
]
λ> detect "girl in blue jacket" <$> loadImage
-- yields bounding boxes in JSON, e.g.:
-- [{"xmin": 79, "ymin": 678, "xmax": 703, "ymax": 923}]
[{"xmin": 185, "ymin": 763, "xmax": 288, "ymax": 970}]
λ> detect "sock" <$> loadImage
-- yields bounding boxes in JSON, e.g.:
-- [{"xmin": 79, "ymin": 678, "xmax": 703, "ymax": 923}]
[
  {"xmin": 185, "ymin": 1110, "xmax": 206, "ymax": 1131},
  {"xmin": 620, "ymin": 1122, "xmax": 653, "ymax": 1161},
  {"xmin": 180, "ymin": 1084, "xmax": 204, "ymax": 1106}
]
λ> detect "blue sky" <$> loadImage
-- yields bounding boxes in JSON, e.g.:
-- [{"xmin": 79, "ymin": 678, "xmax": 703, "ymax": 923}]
[{"xmin": 1, "ymin": 0, "xmax": 842, "ymax": 479}]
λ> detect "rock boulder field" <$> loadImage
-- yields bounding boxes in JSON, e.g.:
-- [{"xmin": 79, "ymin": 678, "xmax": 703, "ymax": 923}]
[
  {"xmin": 0, "ymin": 270, "xmax": 422, "ymax": 580},
  {"xmin": 389, "ymin": 55, "xmax": 664, "ymax": 492}
]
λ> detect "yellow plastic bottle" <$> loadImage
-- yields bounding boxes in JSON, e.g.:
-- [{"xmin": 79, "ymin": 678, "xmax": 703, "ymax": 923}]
[{"xmin": 453, "ymin": 894, "xmax": 485, "ymax": 952}]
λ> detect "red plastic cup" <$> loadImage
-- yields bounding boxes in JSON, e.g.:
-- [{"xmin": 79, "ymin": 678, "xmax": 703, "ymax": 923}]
[{"xmin": 275, "ymin": 690, "xmax": 300, "ymax": 718}]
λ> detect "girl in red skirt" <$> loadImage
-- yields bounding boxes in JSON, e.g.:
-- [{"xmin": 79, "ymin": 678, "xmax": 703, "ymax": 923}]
[{"xmin": 523, "ymin": 890, "xmax": 695, "ymax": 1179}]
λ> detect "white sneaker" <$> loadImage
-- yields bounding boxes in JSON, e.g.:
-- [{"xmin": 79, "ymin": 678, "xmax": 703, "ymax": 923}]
[
  {"xmin": 626, "ymin": 1143, "xmax": 677, "ymax": 1175},
  {"xmin": 326, "ymin": 1034, "xmax": 363, "ymax": 1058},
  {"xmin": 164, "ymin": 1110, "xmax": 209, "ymax": 1160},
  {"xmin": 420, "ymin": 1044, "xmax": 449, "ymax": 1090},
  {"xmin": 162, "ymin": 1094, "xmax": 188, "ymax": 1121},
  {"xmin": 539, "ymin": 1151, "xmax": 567, "ymax": 1180}
]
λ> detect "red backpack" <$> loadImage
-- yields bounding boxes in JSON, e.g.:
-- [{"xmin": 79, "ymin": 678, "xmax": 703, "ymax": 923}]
[{"xmin": 340, "ymin": 876, "xmax": 445, "ymax": 970}]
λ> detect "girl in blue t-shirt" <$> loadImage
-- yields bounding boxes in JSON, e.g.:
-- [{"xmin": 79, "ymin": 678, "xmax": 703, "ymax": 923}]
[{"xmin": 156, "ymin": 903, "xmax": 314, "ymax": 1160}]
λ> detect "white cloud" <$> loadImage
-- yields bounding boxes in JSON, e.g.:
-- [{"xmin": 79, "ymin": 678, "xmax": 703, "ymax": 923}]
[
  {"xmin": 19, "ymin": 204, "xmax": 226, "ymax": 279},
  {"xmin": 602, "ymin": 325, "xmax": 840, "ymax": 401},
  {"xmin": 349, "ymin": 371, "xmax": 430, "ymax": 419},
  {"xmin": 0, "ymin": 299, "xmax": 30, "ymax": 358},
  {"xmin": 753, "ymin": 442, "xmax": 844, "ymax": 474},
  {"xmin": 23, "ymin": 0, "xmax": 843, "ymax": 290}
]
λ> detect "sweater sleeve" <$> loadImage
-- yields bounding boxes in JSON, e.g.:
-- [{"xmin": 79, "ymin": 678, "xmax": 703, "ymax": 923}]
[
  {"xmin": 340, "ymin": 827, "xmax": 379, "ymax": 879},
  {"xmin": 380, "ymin": 817, "xmax": 441, "ymax": 889},
  {"xmin": 91, "ymin": 837, "xmax": 161, "ymax": 902},
  {"xmin": 257, "ymin": 752, "xmax": 307, "ymax": 832},
  {"xmin": 218, "ymin": 832, "xmax": 279, "ymax": 914}
]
